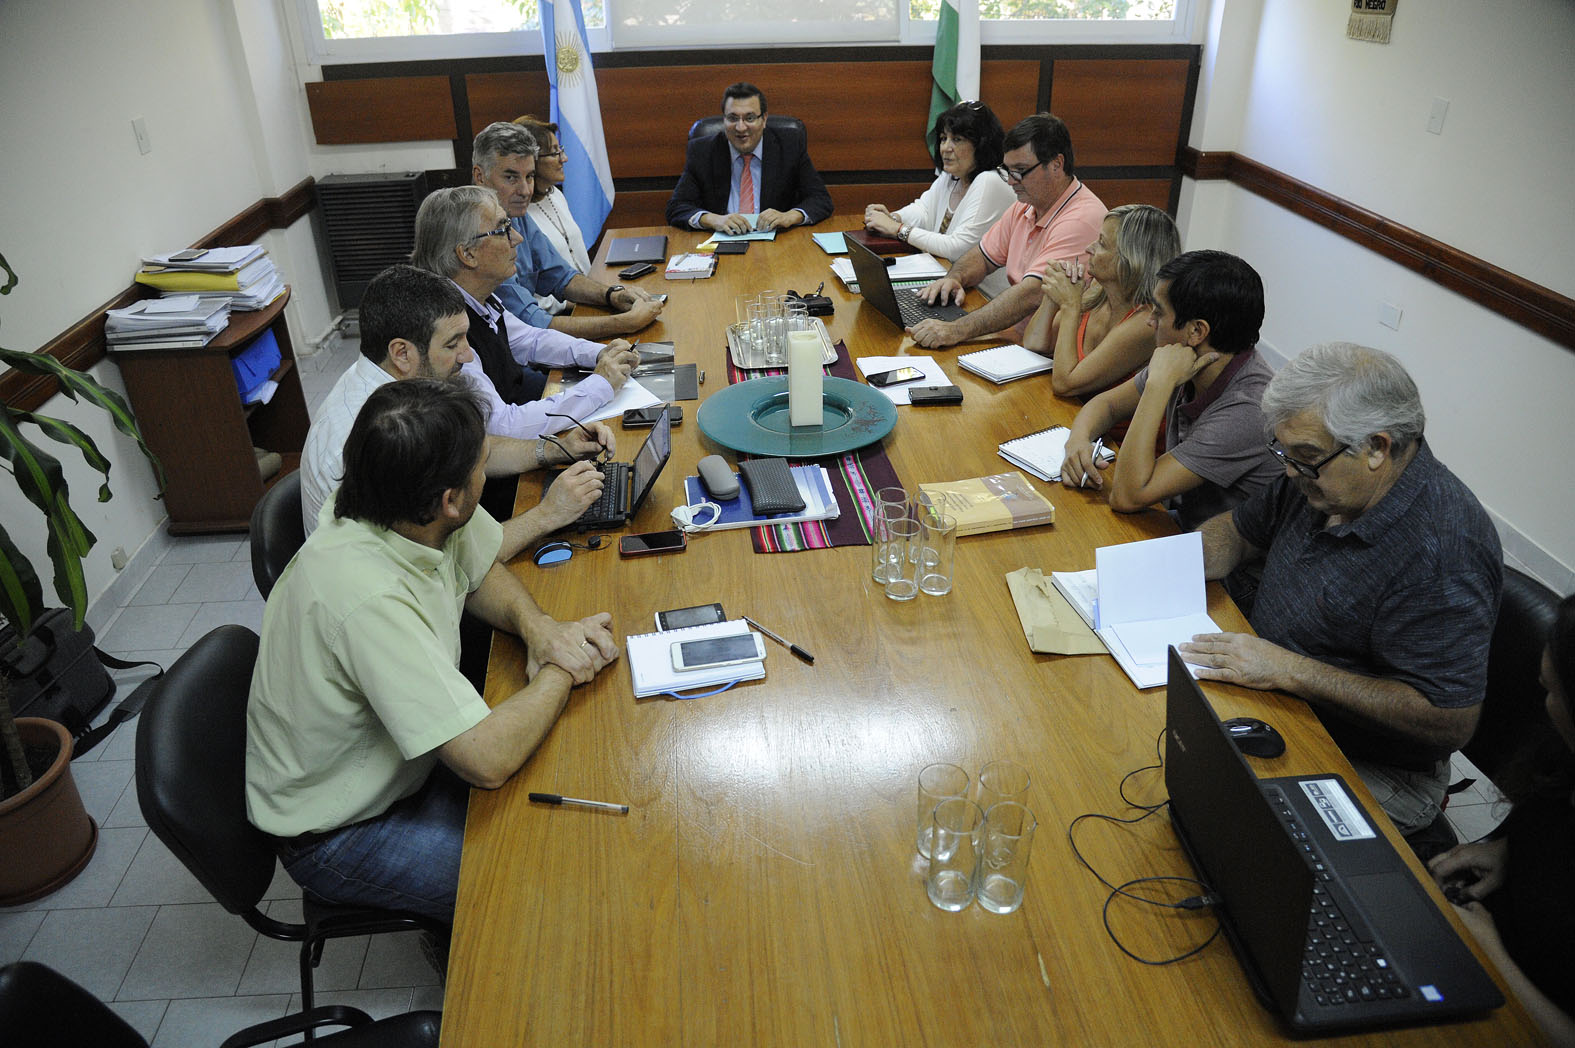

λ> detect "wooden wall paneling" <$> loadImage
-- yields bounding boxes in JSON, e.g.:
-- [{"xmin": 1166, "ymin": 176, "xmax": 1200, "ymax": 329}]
[
  {"xmin": 979, "ymin": 60, "xmax": 1044, "ymax": 126},
  {"xmin": 1048, "ymin": 59, "xmax": 1191, "ymax": 168},
  {"xmin": 305, "ymin": 76, "xmax": 457, "ymax": 144},
  {"xmin": 465, "ymin": 72, "xmax": 550, "ymax": 133},
  {"xmin": 1079, "ymin": 177, "xmax": 1174, "ymax": 212}
]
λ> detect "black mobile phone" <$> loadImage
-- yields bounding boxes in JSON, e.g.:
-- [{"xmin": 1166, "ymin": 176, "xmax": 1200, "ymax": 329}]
[
  {"xmin": 714, "ymin": 240, "xmax": 750, "ymax": 255},
  {"xmin": 619, "ymin": 262, "xmax": 656, "ymax": 279},
  {"xmin": 169, "ymin": 248, "xmax": 208, "ymax": 262},
  {"xmin": 619, "ymin": 530, "xmax": 688, "ymax": 557},
  {"xmin": 867, "ymin": 366, "xmax": 925, "ymax": 388},
  {"xmin": 623, "ymin": 404, "xmax": 681, "ymax": 427},
  {"xmin": 908, "ymin": 384, "xmax": 964, "ymax": 405},
  {"xmin": 655, "ymin": 602, "xmax": 726, "ymax": 631}
]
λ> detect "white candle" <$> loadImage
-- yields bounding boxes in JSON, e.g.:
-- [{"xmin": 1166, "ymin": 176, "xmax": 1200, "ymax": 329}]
[{"xmin": 786, "ymin": 331, "xmax": 823, "ymax": 427}]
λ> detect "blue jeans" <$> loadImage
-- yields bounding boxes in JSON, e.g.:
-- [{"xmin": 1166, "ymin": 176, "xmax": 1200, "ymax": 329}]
[
  {"xmin": 276, "ymin": 766, "xmax": 470, "ymax": 925},
  {"xmin": 1348, "ymin": 756, "xmax": 1450, "ymax": 836}
]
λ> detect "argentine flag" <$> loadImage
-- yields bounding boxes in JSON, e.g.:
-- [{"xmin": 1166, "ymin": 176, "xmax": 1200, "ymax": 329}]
[{"xmin": 540, "ymin": 0, "xmax": 614, "ymax": 239}]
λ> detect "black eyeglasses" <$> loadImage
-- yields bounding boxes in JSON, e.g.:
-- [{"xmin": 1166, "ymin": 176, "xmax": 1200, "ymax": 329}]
[
  {"xmin": 544, "ymin": 413, "xmax": 609, "ymax": 461},
  {"xmin": 539, "ymin": 146, "xmax": 565, "ymax": 159},
  {"xmin": 996, "ymin": 158, "xmax": 1047, "ymax": 183},
  {"xmin": 1266, "ymin": 439, "xmax": 1349, "ymax": 479},
  {"xmin": 723, "ymin": 112, "xmax": 764, "ymax": 126},
  {"xmin": 467, "ymin": 221, "xmax": 513, "ymax": 243}
]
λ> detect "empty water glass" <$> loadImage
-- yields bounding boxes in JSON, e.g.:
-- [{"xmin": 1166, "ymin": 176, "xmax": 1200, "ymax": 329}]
[
  {"xmin": 871, "ymin": 503, "xmax": 907, "ymax": 585},
  {"xmin": 977, "ymin": 802, "xmax": 1036, "ymax": 915},
  {"xmin": 976, "ymin": 759, "xmax": 1031, "ymax": 811},
  {"xmin": 883, "ymin": 518, "xmax": 922, "ymax": 601},
  {"xmin": 918, "ymin": 510, "xmax": 956, "ymax": 596},
  {"xmin": 915, "ymin": 762, "xmax": 970, "ymax": 858},
  {"xmin": 926, "ymin": 797, "xmax": 984, "ymax": 912}
]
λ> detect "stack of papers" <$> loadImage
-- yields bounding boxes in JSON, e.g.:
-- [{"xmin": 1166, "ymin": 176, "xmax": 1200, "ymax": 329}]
[
  {"xmin": 957, "ymin": 344, "xmax": 1053, "ymax": 384},
  {"xmin": 682, "ymin": 465, "xmax": 839, "ymax": 531},
  {"xmin": 626, "ymin": 619, "xmax": 766, "ymax": 698},
  {"xmin": 830, "ymin": 251, "xmax": 946, "ymax": 292},
  {"xmin": 135, "ymin": 246, "xmax": 285, "ymax": 311},
  {"xmin": 698, "ymin": 226, "xmax": 778, "ymax": 249},
  {"xmin": 105, "ymin": 295, "xmax": 230, "ymax": 350}
]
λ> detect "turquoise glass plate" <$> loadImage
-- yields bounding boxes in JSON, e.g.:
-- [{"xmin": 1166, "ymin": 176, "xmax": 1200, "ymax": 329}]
[{"xmin": 697, "ymin": 376, "xmax": 898, "ymax": 457}]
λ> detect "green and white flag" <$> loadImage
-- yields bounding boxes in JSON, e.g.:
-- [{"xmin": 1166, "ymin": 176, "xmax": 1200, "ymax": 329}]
[{"xmin": 928, "ymin": 0, "xmax": 980, "ymax": 150}]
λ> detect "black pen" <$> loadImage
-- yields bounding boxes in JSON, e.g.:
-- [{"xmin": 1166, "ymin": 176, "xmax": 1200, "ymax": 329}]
[
  {"xmin": 528, "ymin": 792, "xmax": 629, "ymax": 814},
  {"xmin": 743, "ymin": 616, "xmax": 815, "ymax": 664}
]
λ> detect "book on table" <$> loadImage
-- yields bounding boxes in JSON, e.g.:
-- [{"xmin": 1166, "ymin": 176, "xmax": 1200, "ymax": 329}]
[
  {"xmin": 1089, "ymin": 532, "xmax": 1220, "ymax": 690},
  {"xmin": 957, "ymin": 344, "xmax": 1053, "ymax": 384},
  {"xmin": 665, "ymin": 253, "xmax": 716, "ymax": 280},
  {"xmin": 916, "ymin": 471, "xmax": 1055, "ymax": 537}
]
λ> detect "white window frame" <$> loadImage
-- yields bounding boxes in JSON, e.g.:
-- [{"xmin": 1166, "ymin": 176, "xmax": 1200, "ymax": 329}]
[{"xmin": 292, "ymin": 0, "xmax": 1196, "ymax": 66}]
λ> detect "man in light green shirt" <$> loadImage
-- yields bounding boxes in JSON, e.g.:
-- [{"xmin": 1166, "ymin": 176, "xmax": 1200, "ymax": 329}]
[{"xmin": 246, "ymin": 379, "xmax": 617, "ymax": 924}]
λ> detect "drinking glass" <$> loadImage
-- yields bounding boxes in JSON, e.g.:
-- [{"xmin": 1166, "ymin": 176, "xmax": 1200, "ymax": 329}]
[
  {"xmin": 925, "ymin": 797, "xmax": 984, "ymax": 912},
  {"xmin": 883, "ymin": 518, "xmax": 921, "ymax": 601},
  {"xmin": 871, "ymin": 503, "xmax": 907, "ymax": 585},
  {"xmin": 761, "ymin": 290, "xmax": 785, "ymax": 365},
  {"xmin": 918, "ymin": 511, "xmax": 956, "ymax": 596},
  {"xmin": 976, "ymin": 759, "xmax": 1031, "ymax": 811},
  {"xmin": 977, "ymin": 801, "xmax": 1036, "ymax": 915},
  {"xmin": 915, "ymin": 763, "xmax": 970, "ymax": 858}
]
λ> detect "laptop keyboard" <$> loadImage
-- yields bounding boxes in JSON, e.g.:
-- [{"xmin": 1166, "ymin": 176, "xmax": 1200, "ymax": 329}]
[
  {"xmin": 578, "ymin": 462, "xmax": 628, "ymax": 524},
  {"xmin": 1262, "ymin": 786, "xmax": 1410, "ymax": 1009},
  {"xmin": 894, "ymin": 288, "xmax": 957, "ymax": 325}
]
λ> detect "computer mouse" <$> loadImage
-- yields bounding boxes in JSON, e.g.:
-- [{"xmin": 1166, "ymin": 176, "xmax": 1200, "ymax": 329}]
[{"xmin": 1222, "ymin": 717, "xmax": 1286, "ymax": 759}]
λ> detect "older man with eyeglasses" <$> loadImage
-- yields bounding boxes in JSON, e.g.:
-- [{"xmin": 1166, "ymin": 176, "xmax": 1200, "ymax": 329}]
[
  {"xmin": 665, "ymin": 81, "xmax": 832, "ymax": 234},
  {"xmin": 910, "ymin": 112, "xmax": 1108, "ymax": 350},
  {"xmin": 1180, "ymin": 343, "xmax": 1503, "ymax": 856}
]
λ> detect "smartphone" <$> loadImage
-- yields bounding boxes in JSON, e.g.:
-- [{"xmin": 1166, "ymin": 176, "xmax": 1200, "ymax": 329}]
[
  {"xmin": 714, "ymin": 240, "xmax": 750, "ymax": 255},
  {"xmin": 671, "ymin": 632, "xmax": 766, "ymax": 671},
  {"xmin": 623, "ymin": 404, "xmax": 681, "ymax": 427},
  {"xmin": 867, "ymin": 366, "xmax": 925, "ymax": 388},
  {"xmin": 619, "ymin": 262, "xmax": 656, "ymax": 279},
  {"xmin": 655, "ymin": 602, "xmax": 726, "ymax": 631},
  {"xmin": 619, "ymin": 530, "xmax": 688, "ymax": 557},
  {"xmin": 169, "ymin": 248, "xmax": 208, "ymax": 262},
  {"xmin": 908, "ymin": 384, "xmax": 964, "ymax": 405}
]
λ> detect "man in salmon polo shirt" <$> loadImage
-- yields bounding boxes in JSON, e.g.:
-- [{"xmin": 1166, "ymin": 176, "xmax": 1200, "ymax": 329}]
[{"xmin": 909, "ymin": 113, "xmax": 1107, "ymax": 350}]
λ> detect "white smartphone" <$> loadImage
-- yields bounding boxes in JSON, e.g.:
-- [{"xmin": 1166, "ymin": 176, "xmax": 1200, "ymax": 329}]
[{"xmin": 670, "ymin": 632, "xmax": 766, "ymax": 672}]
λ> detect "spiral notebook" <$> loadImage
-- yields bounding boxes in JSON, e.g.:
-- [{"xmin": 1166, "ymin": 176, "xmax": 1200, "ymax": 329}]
[
  {"xmin": 625, "ymin": 618, "xmax": 765, "ymax": 698},
  {"xmin": 997, "ymin": 425, "xmax": 1072, "ymax": 482},
  {"xmin": 957, "ymin": 344, "xmax": 1053, "ymax": 384}
]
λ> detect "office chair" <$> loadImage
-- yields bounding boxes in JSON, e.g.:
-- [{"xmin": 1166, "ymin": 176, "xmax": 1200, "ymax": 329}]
[
  {"xmin": 0, "ymin": 961, "xmax": 440, "ymax": 1048},
  {"xmin": 688, "ymin": 113, "xmax": 806, "ymax": 141},
  {"xmin": 134, "ymin": 625, "xmax": 448, "ymax": 1034},
  {"xmin": 249, "ymin": 469, "xmax": 305, "ymax": 599}
]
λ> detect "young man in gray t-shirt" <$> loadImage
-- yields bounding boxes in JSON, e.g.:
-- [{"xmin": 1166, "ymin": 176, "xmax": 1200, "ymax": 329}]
[{"xmin": 1060, "ymin": 250, "xmax": 1281, "ymax": 531}]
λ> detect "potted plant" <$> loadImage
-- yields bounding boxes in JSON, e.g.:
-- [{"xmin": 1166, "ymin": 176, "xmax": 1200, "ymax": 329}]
[{"xmin": 0, "ymin": 249, "xmax": 164, "ymax": 903}]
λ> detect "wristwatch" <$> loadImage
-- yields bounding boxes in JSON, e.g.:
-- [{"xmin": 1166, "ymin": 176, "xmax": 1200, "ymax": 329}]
[
  {"xmin": 897, "ymin": 224, "xmax": 912, "ymax": 243},
  {"xmin": 604, "ymin": 284, "xmax": 625, "ymax": 307}
]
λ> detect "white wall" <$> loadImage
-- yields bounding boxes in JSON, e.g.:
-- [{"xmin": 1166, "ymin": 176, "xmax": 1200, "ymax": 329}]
[
  {"xmin": 1180, "ymin": 0, "xmax": 1575, "ymax": 592},
  {"xmin": 0, "ymin": 0, "xmax": 337, "ymax": 616}
]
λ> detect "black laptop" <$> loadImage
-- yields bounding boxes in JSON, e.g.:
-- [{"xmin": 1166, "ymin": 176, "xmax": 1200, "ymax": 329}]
[
  {"xmin": 545, "ymin": 406, "xmax": 671, "ymax": 530},
  {"xmin": 845, "ymin": 236, "xmax": 967, "ymax": 329},
  {"xmin": 1163, "ymin": 647, "xmax": 1503, "ymax": 1035}
]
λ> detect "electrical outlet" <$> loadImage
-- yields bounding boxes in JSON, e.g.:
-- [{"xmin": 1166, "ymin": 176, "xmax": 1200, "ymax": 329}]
[
  {"xmin": 132, "ymin": 116, "xmax": 152, "ymax": 155},
  {"xmin": 1426, "ymin": 98, "xmax": 1449, "ymax": 136},
  {"xmin": 1379, "ymin": 302, "xmax": 1403, "ymax": 331}
]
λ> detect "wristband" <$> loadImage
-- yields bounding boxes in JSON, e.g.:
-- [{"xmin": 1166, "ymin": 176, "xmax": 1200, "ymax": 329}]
[{"xmin": 604, "ymin": 284, "xmax": 625, "ymax": 308}]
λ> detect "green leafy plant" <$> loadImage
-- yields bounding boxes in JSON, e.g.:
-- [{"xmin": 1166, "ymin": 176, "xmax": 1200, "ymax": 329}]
[{"xmin": 0, "ymin": 251, "xmax": 163, "ymax": 794}]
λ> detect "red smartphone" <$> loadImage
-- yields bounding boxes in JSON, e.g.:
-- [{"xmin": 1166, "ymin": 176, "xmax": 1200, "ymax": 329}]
[{"xmin": 619, "ymin": 530, "xmax": 688, "ymax": 557}]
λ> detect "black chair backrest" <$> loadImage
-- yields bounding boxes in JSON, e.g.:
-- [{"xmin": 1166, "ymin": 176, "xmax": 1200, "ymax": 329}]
[
  {"xmin": 250, "ymin": 470, "xmax": 305, "ymax": 600},
  {"xmin": 1464, "ymin": 565, "xmax": 1561, "ymax": 781},
  {"xmin": 0, "ymin": 962, "xmax": 146, "ymax": 1047},
  {"xmin": 688, "ymin": 113, "xmax": 806, "ymax": 142},
  {"xmin": 135, "ymin": 625, "xmax": 277, "ymax": 915}
]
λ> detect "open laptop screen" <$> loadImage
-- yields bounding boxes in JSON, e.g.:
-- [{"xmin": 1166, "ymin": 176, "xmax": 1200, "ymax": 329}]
[{"xmin": 625, "ymin": 406, "xmax": 671, "ymax": 515}]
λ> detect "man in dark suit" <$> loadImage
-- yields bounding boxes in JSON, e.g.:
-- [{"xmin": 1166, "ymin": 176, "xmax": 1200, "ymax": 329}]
[{"xmin": 665, "ymin": 82, "xmax": 833, "ymax": 233}]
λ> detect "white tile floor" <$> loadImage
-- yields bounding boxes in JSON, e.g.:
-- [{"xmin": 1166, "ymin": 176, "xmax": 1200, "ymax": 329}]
[
  {"xmin": 0, "ymin": 332, "xmax": 1513, "ymax": 1042},
  {"xmin": 0, "ymin": 337, "xmax": 445, "ymax": 1046}
]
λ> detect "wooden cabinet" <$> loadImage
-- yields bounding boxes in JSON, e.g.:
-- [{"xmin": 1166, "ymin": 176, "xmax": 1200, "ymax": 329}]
[{"xmin": 111, "ymin": 289, "xmax": 308, "ymax": 534}]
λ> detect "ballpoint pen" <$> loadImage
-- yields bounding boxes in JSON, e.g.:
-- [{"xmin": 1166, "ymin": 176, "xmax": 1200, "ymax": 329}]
[
  {"xmin": 742, "ymin": 616, "xmax": 815, "ymax": 664},
  {"xmin": 528, "ymin": 792, "xmax": 629, "ymax": 814}
]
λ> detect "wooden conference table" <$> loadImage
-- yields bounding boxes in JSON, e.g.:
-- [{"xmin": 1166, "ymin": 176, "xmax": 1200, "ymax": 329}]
[{"xmin": 441, "ymin": 223, "xmax": 1531, "ymax": 1046}]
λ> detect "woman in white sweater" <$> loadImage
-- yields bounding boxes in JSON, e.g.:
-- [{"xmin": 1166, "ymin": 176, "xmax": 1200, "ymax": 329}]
[
  {"xmin": 514, "ymin": 115, "xmax": 591, "ymax": 316},
  {"xmin": 863, "ymin": 100, "xmax": 1016, "ymax": 297}
]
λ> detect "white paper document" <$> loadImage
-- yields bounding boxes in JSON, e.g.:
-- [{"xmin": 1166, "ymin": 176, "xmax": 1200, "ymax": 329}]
[
  {"xmin": 1092, "ymin": 532, "xmax": 1219, "ymax": 689},
  {"xmin": 853, "ymin": 355, "xmax": 948, "ymax": 404},
  {"xmin": 575, "ymin": 377, "xmax": 661, "ymax": 424}
]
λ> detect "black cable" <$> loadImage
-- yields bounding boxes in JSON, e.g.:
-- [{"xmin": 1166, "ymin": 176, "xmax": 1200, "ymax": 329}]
[{"xmin": 1066, "ymin": 727, "xmax": 1223, "ymax": 965}]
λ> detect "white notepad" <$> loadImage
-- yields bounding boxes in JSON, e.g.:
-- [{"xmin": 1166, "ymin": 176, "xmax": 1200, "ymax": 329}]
[
  {"xmin": 625, "ymin": 618, "xmax": 765, "ymax": 698},
  {"xmin": 957, "ymin": 344, "xmax": 1053, "ymax": 384},
  {"xmin": 998, "ymin": 425, "xmax": 1071, "ymax": 482},
  {"xmin": 1092, "ymin": 533, "xmax": 1219, "ymax": 690}
]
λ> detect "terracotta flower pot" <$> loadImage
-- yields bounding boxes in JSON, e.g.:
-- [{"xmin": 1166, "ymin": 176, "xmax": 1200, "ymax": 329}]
[{"xmin": 0, "ymin": 717, "xmax": 99, "ymax": 904}]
